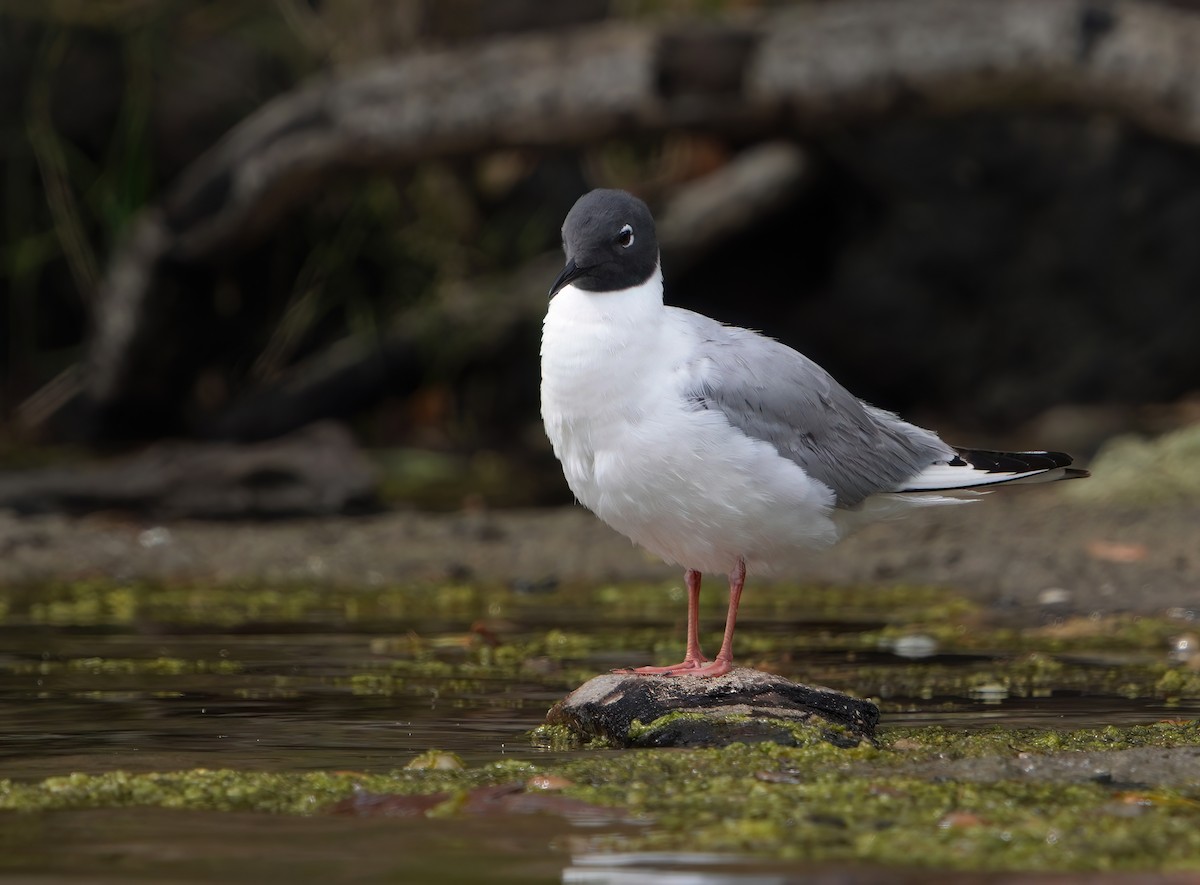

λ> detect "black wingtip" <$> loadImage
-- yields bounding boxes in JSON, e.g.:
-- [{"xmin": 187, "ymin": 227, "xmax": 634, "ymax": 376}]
[{"xmin": 952, "ymin": 448, "xmax": 1076, "ymax": 474}]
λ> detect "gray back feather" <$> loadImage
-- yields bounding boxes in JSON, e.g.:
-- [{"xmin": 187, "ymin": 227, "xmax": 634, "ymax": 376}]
[{"xmin": 677, "ymin": 309, "xmax": 954, "ymax": 507}]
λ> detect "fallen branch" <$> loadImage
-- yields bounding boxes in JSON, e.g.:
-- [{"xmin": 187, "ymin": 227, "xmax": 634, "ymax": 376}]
[{"xmin": 87, "ymin": 0, "xmax": 1200, "ymax": 428}]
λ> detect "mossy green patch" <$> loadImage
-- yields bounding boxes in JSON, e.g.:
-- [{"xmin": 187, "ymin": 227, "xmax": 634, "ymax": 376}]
[
  {"xmin": 626, "ymin": 710, "xmax": 717, "ymax": 741},
  {"xmin": 0, "ymin": 578, "xmax": 974, "ymax": 630},
  {"xmin": 15, "ymin": 657, "xmax": 244, "ymax": 677},
  {"xmin": 624, "ymin": 711, "xmax": 868, "ymax": 750},
  {"xmin": 877, "ymin": 720, "xmax": 1200, "ymax": 758},
  {"xmin": 3, "ymin": 578, "xmax": 1195, "ymax": 714},
  {"xmin": 529, "ymin": 723, "xmax": 612, "ymax": 750},
  {"xmin": 0, "ymin": 760, "xmax": 536, "ymax": 816},
  {"xmin": 3, "ymin": 723, "xmax": 1197, "ymax": 871},
  {"xmin": 844, "ymin": 651, "xmax": 1200, "ymax": 710},
  {"xmin": 867, "ymin": 612, "xmax": 1190, "ymax": 661},
  {"xmin": 549, "ymin": 724, "xmax": 1200, "ymax": 870}
]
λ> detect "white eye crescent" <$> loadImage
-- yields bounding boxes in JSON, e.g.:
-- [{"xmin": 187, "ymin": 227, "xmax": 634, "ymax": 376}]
[{"xmin": 616, "ymin": 224, "xmax": 634, "ymax": 248}]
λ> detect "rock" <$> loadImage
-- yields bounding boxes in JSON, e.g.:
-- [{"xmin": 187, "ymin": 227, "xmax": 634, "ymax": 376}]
[{"xmin": 545, "ymin": 668, "xmax": 878, "ymax": 749}]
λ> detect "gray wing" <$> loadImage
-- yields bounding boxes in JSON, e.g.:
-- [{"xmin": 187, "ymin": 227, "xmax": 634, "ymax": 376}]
[{"xmin": 675, "ymin": 309, "xmax": 955, "ymax": 508}]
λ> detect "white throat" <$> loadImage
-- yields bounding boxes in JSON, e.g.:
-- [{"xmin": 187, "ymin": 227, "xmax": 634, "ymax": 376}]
[
  {"xmin": 540, "ymin": 263, "xmax": 665, "ymax": 395},
  {"xmin": 545, "ymin": 263, "xmax": 664, "ymax": 328},
  {"xmin": 540, "ymin": 264, "xmax": 669, "ymax": 472}
]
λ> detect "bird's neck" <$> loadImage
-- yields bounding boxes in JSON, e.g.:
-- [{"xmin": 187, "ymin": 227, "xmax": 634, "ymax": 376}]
[
  {"xmin": 545, "ymin": 266, "xmax": 664, "ymax": 331},
  {"xmin": 541, "ymin": 266, "xmax": 668, "ymax": 407}
]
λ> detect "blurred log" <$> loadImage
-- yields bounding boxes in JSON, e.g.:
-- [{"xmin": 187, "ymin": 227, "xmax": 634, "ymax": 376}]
[
  {"xmin": 0, "ymin": 421, "xmax": 376, "ymax": 518},
  {"xmin": 656, "ymin": 141, "xmax": 809, "ymax": 274},
  {"xmin": 87, "ymin": 0, "xmax": 1200, "ymax": 435}
]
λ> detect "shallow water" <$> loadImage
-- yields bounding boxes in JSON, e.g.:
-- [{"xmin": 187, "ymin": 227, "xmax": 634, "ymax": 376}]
[
  {"xmin": 2, "ymin": 620, "xmax": 1195, "ymax": 781},
  {"xmin": 0, "ymin": 581, "xmax": 1196, "ymax": 882}
]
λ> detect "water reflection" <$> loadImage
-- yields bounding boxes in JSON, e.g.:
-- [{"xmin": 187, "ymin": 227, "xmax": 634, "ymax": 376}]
[
  {"xmin": 565, "ymin": 852, "xmax": 796, "ymax": 884},
  {"xmin": 0, "ymin": 807, "xmax": 576, "ymax": 883}
]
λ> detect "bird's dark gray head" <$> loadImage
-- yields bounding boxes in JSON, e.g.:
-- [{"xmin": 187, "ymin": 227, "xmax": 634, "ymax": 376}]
[{"xmin": 549, "ymin": 189, "xmax": 659, "ymax": 297}]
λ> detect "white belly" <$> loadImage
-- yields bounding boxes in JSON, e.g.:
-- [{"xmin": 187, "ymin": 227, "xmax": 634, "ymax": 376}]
[{"xmin": 540, "ymin": 284, "xmax": 838, "ymax": 576}]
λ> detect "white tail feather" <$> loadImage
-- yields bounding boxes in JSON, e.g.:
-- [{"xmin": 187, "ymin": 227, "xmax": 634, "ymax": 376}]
[{"xmin": 900, "ymin": 462, "xmax": 1059, "ymax": 492}]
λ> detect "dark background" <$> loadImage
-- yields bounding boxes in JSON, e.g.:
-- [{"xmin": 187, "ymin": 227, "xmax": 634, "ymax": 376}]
[{"xmin": 2, "ymin": 0, "xmax": 1198, "ymax": 513}]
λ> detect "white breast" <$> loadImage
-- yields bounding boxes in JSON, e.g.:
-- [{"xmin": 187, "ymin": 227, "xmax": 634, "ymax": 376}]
[
  {"xmin": 540, "ymin": 274, "xmax": 839, "ymax": 575},
  {"xmin": 540, "ymin": 275, "xmax": 664, "ymax": 480}
]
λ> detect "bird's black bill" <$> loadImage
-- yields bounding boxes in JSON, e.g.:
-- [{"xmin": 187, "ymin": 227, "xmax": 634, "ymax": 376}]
[{"xmin": 549, "ymin": 259, "xmax": 588, "ymax": 298}]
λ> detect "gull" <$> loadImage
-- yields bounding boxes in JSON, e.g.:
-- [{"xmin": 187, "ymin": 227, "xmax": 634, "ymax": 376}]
[{"xmin": 540, "ymin": 189, "xmax": 1088, "ymax": 678}]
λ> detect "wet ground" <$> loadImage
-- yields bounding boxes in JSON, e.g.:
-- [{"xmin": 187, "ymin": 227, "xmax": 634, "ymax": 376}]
[
  {"xmin": 1, "ymin": 578, "xmax": 1199, "ymax": 878},
  {"xmin": 0, "ymin": 485, "xmax": 1198, "ymax": 880},
  {"xmin": 2, "ymin": 485, "xmax": 1197, "ymax": 612}
]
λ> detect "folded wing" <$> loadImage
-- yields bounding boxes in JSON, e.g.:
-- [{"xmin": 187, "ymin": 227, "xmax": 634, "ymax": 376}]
[{"xmin": 675, "ymin": 309, "xmax": 1087, "ymax": 507}]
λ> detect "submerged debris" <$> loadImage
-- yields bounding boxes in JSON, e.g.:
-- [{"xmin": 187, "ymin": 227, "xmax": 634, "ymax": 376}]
[{"xmin": 405, "ymin": 751, "xmax": 465, "ymax": 771}]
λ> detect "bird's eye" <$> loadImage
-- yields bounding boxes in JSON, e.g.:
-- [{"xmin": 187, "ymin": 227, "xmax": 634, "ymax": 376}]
[{"xmin": 615, "ymin": 224, "xmax": 634, "ymax": 248}]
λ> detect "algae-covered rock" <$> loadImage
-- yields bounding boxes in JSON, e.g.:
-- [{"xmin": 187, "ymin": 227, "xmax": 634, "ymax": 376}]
[{"xmin": 545, "ymin": 668, "xmax": 878, "ymax": 749}]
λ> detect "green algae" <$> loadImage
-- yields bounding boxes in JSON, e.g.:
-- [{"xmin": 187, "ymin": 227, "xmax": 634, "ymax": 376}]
[
  {"xmin": 877, "ymin": 720, "xmax": 1200, "ymax": 759},
  {"xmin": 866, "ymin": 611, "xmax": 1190, "ymax": 661},
  {"xmin": 612, "ymin": 773, "xmax": 1200, "ymax": 870},
  {"xmin": 0, "ymin": 578, "xmax": 973, "ymax": 630},
  {"xmin": 2, "ymin": 723, "xmax": 1197, "ymax": 871},
  {"xmin": 405, "ymin": 750, "xmax": 466, "ymax": 771},
  {"xmin": 844, "ymin": 651, "xmax": 1200, "ymax": 710},
  {"xmin": 529, "ymin": 723, "xmax": 614, "ymax": 750},
  {"xmin": 3, "ymin": 577, "xmax": 1198, "ymax": 871},
  {"xmin": 13, "ymin": 657, "xmax": 245, "ymax": 677},
  {"xmin": 626, "ymin": 710, "xmax": 870, "ymax": 749},
  {"xmin": 556, "ymin": 736, "xmax": 1200, "ymax": 869},
  {"xmin": 626, "ymin": 710, "xmax": 720, "ymax": 742},
  {"xmin": 12, "ymin": 574, "xmax": 1186, "ymax": 670},
  {"xmin": 3, "ymin": 577, "xmax": 1195, "ymax": 714},
  {"xmin": 14, "ymin": 576, "xmax": 1184, "ymax": 678},
  {"xmin": 0, "ymin": 760, "xmax": 537, "ymax": 816}
]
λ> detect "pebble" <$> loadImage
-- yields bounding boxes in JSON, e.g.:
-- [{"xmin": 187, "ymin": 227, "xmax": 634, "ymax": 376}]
[
  {"xmin": 969, "ymin": 682, "xmax": 1010, "ymax": 703},
  {"xmin": 137, "ymin": 527, "xmax": 172, "ymax": 548},
  {"xmin": 526, "ymin": 774, "xmax": 573, "ymax": 791},
  {"xmin": 1169, "ymin": 633, "xmax": 1198, "ymax": 664},
  {"xmin": 890, "ymin": 634, "xmax": 939, "ymax": 659},
  {"xmin": 1038, "ymin": 587, "xmax": 1072, "ymax": 607}
]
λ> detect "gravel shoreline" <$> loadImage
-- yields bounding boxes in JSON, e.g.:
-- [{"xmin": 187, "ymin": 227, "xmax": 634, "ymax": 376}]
[{"xmin": 2, "ymin": 486, "xmax": 1195, "ymax": 619}]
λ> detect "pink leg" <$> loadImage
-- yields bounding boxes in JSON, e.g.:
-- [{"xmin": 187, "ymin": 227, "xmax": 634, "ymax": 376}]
[
  {"xmin": 619, "ymin": 558, "xmax": 747, "ymax": 679},
  {"xmin": 681, "ymin": 557, "xmax": 745, "ymax": 678},
  {"xmin": 617, "ymin": 569, "xmax": 709, "ymax": 675}
]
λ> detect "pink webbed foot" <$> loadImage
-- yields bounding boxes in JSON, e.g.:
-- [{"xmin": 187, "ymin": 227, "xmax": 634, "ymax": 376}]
[
  {"xmin": 614, "ymin": 656, "xmax": 734, "ymax": 678},
  {"xmin": 614, "ymin": 656, "xmax": 708, "ymax": 677},
  {"xmin": 611, "ymin": 561, "xmax": 745, "ymax": 679},
  {"xmin": 675, "ymin": 657, "xmax": 733, "ymax": 678}
]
